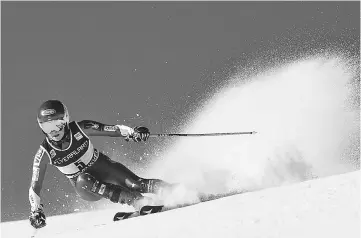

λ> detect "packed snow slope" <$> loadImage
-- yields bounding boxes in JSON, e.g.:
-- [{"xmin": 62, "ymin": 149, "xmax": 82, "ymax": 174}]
[{"xmin": 1, "ymin": 170, "xmax": 359, "ymax": 238}]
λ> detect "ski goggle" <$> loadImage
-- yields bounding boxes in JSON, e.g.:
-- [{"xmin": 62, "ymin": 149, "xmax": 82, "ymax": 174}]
[{"xmin": 39, "ymin": 120, "xmax": 67, "ymax": 134}]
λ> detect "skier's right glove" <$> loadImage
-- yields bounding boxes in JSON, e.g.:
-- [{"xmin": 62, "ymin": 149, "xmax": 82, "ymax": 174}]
[
  {"xmin": 116, "ymin": 125, "xmax": 150, "ymax": 142},
  {"xmin": 123, "ymin": 126, "xmax": 150, "ymax": 142},
  {"xmin": 131, "ymin": 126, "xmax": 150, "ymax": 142},
  {"xmin": 29, "ymin": 204, "xmax": 46, "ymax": 229}
]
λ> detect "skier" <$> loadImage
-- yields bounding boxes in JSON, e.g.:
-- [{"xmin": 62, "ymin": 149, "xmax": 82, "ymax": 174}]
[{"xmin": 29, "ymin": 100, "xmax": 173, "ymax": 229}]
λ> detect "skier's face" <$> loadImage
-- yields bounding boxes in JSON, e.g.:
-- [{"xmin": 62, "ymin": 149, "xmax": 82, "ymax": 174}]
[
  {"xmin": 48, "ymin": 129, "xmax": 65, "ymax": 141},
  {"xmin": 40, "ymin": 120, "xmax": 66, "ymax": 141}
]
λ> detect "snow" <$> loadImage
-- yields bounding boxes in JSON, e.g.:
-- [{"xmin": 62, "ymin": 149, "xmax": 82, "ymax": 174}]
[
  {"xmin": 1, "ymin": 56, "xmax": 359, "ymax": 237},
  {"xmin": 146, "ymin": 57, "xmax": 360, "ymax": 198},
  {"xmin": 1, "ymin": 171, "xmax": 359, "ymax": 238}
]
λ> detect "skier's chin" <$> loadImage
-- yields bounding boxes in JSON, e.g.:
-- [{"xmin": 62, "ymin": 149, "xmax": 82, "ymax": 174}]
[{"xmin": 49, "ymin": 132, "xmax": 64, "ymax": 141}]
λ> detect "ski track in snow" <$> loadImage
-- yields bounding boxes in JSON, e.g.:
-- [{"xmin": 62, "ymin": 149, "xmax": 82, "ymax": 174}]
[{"xmin": 1, "ymin": 171, "xmax": 359, "ymax": 238}]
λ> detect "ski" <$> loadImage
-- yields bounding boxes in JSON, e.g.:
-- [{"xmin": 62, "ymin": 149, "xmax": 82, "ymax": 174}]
[
  {"xmin": 113, "ymin": 205, "xmax": 164, "ymax": 221},
  {"xmin": 113, "ymin": 211, "xmax": 135, "ymax": 221},
  {"xmin": 139, "ymin": 205, "xmax": 163, "ymax": 215}
]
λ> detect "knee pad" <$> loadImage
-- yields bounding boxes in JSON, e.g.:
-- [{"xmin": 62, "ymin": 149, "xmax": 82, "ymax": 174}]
[
  {"xmin": 75, "ymin": 173, "xmax": 101, "ymax": 201},
  {"xmin": 76, "ymin": 173, "xmax": 144, "ymax": 206},
  {"xmin": 76, "ymin": 173, "xmax": 97, "ymax": 191},
  {"xmin": 76, "ymin": 173, "xmax": 120, "ymax": 203}
]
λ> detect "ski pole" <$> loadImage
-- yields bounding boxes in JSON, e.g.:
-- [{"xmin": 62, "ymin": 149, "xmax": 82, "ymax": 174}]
[{"xmin": 149, "ymin": 131, "xmax": 257, "ymax": 137}]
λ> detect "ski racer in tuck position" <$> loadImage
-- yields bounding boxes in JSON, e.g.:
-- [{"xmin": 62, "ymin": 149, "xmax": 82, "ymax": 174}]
[{"xmin": 29, "ymin": 100, "xmax": 174, "ymax": 229}]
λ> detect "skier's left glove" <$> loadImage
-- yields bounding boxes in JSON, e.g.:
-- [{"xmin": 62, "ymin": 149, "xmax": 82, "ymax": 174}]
[
  {"xmin": 29, "ymin": 204, "xmax": 46, "ymax": 229},
  {"xmin": 128, "ymin": 126, "xmax": 150, "ymax": 142}
]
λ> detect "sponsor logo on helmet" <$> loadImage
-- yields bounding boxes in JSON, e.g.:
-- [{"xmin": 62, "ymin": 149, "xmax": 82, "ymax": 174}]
[{"xmin": 41, "ymin": 109, "xmax": 56, "ymax": 116}]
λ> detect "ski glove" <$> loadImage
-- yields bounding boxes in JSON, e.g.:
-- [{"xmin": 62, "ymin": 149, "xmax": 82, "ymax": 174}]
[
  {"xmin": 126, "ymin": 126, "xmax": 150, "ymax": 142},
  {"xmin": 29, "ymin": 204, "xmax": 46, "ymax": 229}
]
